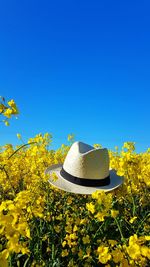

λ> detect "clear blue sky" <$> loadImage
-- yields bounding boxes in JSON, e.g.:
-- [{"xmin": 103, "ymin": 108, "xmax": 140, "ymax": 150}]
[{"xmin": 0, "ymin": 0, "xmax": 150, "ymax": 152}]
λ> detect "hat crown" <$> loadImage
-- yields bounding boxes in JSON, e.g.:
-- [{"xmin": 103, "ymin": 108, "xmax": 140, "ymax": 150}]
[{"xmin": 63, "ymin": 141, "xmax": 109, "ymax": 179}]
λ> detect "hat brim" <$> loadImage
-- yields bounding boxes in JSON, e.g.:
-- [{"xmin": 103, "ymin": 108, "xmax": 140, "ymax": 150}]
[{"xmin": 45, "ymin": 164, "xmax": 124, "ymax": 195}]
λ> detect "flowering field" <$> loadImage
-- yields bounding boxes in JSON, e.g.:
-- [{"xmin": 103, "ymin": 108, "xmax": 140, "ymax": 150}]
[
  {"xmin": 0, "ymin": 135, "xmax": 150, "ymax": 267},
  {"xmin": 0, "ymin": 100, "xmax": 150, "ymax": 267}
]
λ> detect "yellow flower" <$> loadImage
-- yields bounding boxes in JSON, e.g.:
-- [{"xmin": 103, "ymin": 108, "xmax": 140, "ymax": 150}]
[
  {"xmin": 111, "ymin": 209, "xmax": 119, "ymax": 218},
  {"xmin": 82, "ymin": 235, "xmax": 90, "ymax": 244},
  {"xmin": 86, "ymin": 246, "xmax": 91, "ymax": 255},
  {"xmin": 67, "ymin": 197, "xmax": 73, "ymax": 204},
  {"xmin": 86, "ymin": 202, "xmax": 95, "ymax": 214},
  {"xmin": 7, "ymin": 99, "xmax": 16, "ymax": 108},
  {"xmin": 120, "ymin": 258, "xmax": 130, "ymax": 267},
  {"xmin": 141, "ymin": 246, "xmax": 150, "ymax": 259},
  {"xmin": 97, "ymin": 246, "xmax": 111, "ymax": 264},
  {"xmin": 0, "ymin": 249, "xmax": 9, "ymax": 267},
  {"xmin": 71, "ymin": 247, "xmax": 76, "ymax": 253},
  {"xmin": 108, "ymin": 240, "xmax": 117, "ymax": 247},
  {"xmin": 144, "ymin": 236, "xmax": 150, "ymax": 241},
  {"xmin": 54, "ymin": 225, "xmax": 61, "ymax": 233},
  {"xmin": 17, "ymin": 133, "xmax": 22, "ymax": 139},
  {"xmin": 93, "ymin": 144, "xmax": 102, "ymax": 148},
  {"xmin": 0, "ymin": 103, "xmax": 5, "ymax": 113},
  {"xmin": 126, "ymin": 243, "xmax": 141, "ymax": 260},
  {"xmin": 95, "ymin": 211, "xmax": 107, "ymax": 221},
  {"xmin": 21, "ymin": 247, "xmax": 30, "ymax": 255},
  {"xmin": 61, "ymin": 249, "xmax": 68, "ymax": 257},
  {"xmin": 123, "ymin": 142, "xmax": 135, "ymax": 152},
  {"xmin": 56, "ymin": 214, "xmax": 63, "ymax": 220},
  {"xmin": 3, "ymin": 108, "xmax": 12, "ymax": 118},
  {"xmin": 7, "ymin": 99, "xmax": 19, "ymax": 114},
  {"xmin": 129, "ymin": 216, "xmax": 137, "ymax": 224},
  {"xmin": 73, "ymin": 225, "xmax": 78, "ymax": 232},
  {"xmin": 65, "ymin": 225, "xmax": 72, "ymax": 233},
  {"xmin": 129, "ymin": 234, "xmax": 138, "ymax": 246},
  {"xmin": 62, "ymin": 241, "xmax": 67, "ymax": 247},
  {"xmin": 78, "ymin": 249, "xmax": 83, "ymax": 258},
  {"xmin": 92, "ymin": 190, "xmax": 104, "ymax": 201},
  {"xmin": 80, "ymin": 218, "xmax": 87, "ymax": 225},
  {"xmin": 112, "ymin": 248, "xmax": 124, "ymax": 263},
  {"xmin": 70, "ymin": 233, "xmax": 78, "ymax": 240},
  {"xmin": 25, "ymin": 228, "xmax": 31, "ymax": 239},
  {"xmin": 46, "ymin": 247, "xmax": 51, "ymax": 253}
]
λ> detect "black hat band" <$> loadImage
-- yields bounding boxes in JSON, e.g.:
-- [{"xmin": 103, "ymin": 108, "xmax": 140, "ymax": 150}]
[{"xmin": 60, "ymin": 167, "xmax": 110, "ymax": 187}]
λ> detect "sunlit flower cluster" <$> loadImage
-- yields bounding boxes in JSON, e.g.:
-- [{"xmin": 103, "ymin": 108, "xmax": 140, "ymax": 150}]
[
  {"xmin": 0, "ymin": 133, "xmax": 150, "ymax": 266},
  {"xmin": 0, "ymin": 97, "xmax": 19, "ymax": 126}
]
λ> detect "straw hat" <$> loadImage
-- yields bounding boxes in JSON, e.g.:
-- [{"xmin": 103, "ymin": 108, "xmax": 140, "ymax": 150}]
[{"xmin": 45, "ymin": 141, "xmax": 124, "ymax": 195}]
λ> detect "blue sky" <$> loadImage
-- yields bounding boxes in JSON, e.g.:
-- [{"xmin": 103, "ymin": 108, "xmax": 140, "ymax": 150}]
[{"xmin": 0, "ymin": 0, "xmax": 150, "ymax": 152}]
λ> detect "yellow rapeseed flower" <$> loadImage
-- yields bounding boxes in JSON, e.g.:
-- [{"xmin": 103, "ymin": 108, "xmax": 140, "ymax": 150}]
[
  {"xmin": 144, "ymin": 236, "xmax": 150, "ymax": 241},
  {"xmin": 111, "ymin": 248, "xmax": 124, "ymax": 263},
  {"xmin": 61, "ymin": 249, "xmax": 69, "ymax": 257},
  {"xmin": 95, "ymin": 211, "xmax": 108, "ymax": 222},
  {"xmin": 62, "ymin": 241, "xmax": 67, "ymax": 247},
  {"xmin": 141, "ymin": 246, "xmax": 150, "ymax": 259},
  {"xmin": 108, "ymin": 240, "xmax": 117, "ymax": 247},
  {"xmin": 86, "ymin": 202, "xmax": 95, "ymax": 214},
  {"xmin": 7, "ymin": 99, "xmax": 16, "ymax": 109},
  {"xmin": 111, "ymin": 209, "xmax": 119, "ymax": 218},
  {"xmin": 3, "ymin": 108, "xmax": 12, "ymax": 118},
  {"xmin": 126, "ymin": 243, "xmax": 141, "ymax": 260},
  {"xmin": 73, "ymin": 225, "xmax": 78, "ymax": 232},
  {"xmin": 82, "ymin": 235, "xmax": 90, "ymax": 245},
  {"xmin": 129, "ymin": 216, "xmax": 137, "ymax": 224},
  {"xmin": 78, "ymin": 249, "xmax": 83, "ymax": 258},
  {"xmin": 0, "ymin": 249, "xmax": 9, "ymax": 267},
  {"xmin": 97, "ymin": 246, "xmax": 111, "ymax": 264}
]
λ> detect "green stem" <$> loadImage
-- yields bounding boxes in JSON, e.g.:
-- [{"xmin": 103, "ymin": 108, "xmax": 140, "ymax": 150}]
[
  {"xmin": 136, "ymin": 213, "xmax": 150, "ymax": 235},
  {"xmin": 8, "ymin": 142, "xmax": 37, "ymax": 160},
  {"xmin": 114, "ymin": 217, "xmax": 125, "ymax": 242},
  {"xmin": 52, "ymin": 243, "xmax": 55, "ymax": 262},
  {"xmin": 94, "ymin": 221, "xmax": 105, "ymax": 238}
]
